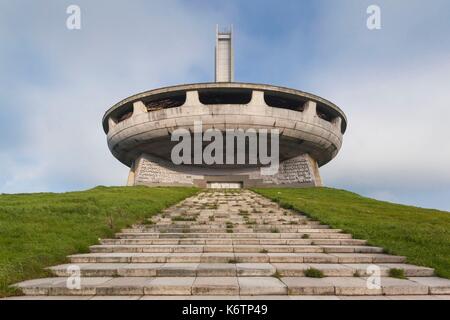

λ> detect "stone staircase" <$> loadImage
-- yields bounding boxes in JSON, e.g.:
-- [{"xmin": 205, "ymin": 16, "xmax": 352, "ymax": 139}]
[{"xmin": 12, "ymin": 190, "xmax": 450, "ymax": 299}]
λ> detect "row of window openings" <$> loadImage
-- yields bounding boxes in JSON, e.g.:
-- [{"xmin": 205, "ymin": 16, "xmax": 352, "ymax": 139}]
[{"xmin": 114, "ymin": 92, "xmax": 336, "ymax": 124}]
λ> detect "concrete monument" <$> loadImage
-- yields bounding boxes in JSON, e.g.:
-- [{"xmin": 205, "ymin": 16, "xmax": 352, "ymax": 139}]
[{"xmin": 102, "ymin": 26, "xmax": 347, "ymax": 188}]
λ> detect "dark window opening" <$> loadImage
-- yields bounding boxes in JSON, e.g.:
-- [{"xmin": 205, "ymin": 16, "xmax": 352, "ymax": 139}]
[
  {"xmin": 116, "ymin": 105, "xmax": 133, "ymax": 123},
  {"xmin": 199, "ymin": 89, "xmax": 252, "ymax": 105},
  {"xmin": 316, "ymin": 105, "xmax": 334, "ymax": 122},
  {"xmin": 264, "ymin": 92, "xmax": 305, "ymax": 111},
  {"xmin": 146, "ymin": 93, "xmax": 186, "ymax": 111}
]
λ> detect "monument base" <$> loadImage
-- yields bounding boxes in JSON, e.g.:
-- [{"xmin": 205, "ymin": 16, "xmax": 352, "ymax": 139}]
[{"xmin": 129, "ymin": 153, "xmax": 322, "ymax": 188}]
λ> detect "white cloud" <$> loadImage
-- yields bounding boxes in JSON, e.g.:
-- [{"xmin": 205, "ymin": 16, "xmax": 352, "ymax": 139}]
[
  {"xmin": 0, "ymin": 0, "xmax": 227, "ymax": 193},
  {"xmin": 0, "ymin": 0, "xmax": 449, "ymax": 211},
  {"xmin": 295, "ymin": 0, "xmax": 450, "ymax": 210},
  {"xmin": 319, "ymin": 60, "xmax": 450, "ymax": 189}
]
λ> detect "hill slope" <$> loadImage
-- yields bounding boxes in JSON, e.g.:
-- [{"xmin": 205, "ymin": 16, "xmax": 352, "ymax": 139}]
[
  {"xmin": 1, "ymin": 186, "xmax": 449, "ymax": 297},
  {"xmin": 0, "ymin": 186, "xmax": 198, "ymax": 297},
  {"xmin": 254, "ymin": 187, "xmax": 450, "ymax": 279}
]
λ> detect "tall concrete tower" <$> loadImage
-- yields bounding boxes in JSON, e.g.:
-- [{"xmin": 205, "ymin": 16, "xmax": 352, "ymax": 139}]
[
  {"xmin": 215, "ymin": 25, "xmax": 234, "ymax": 82},
  {"xmin": 102, "ymin": 27, "xmax": 347, "ymax": 188}
]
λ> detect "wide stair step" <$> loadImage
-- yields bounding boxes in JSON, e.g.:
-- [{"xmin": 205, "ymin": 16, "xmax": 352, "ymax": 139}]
[
  {"xmin": 100, "ymin": 238, "xmax": 367, "ymax": 246},
  {"xmin": 89, "ymin": 244, "xmax": 383, "ymax": 254},
  {"xmin": 68, "ymin": 252, "xmax": 406, "ymax": 264},
  {"xmin": 16, "ymin": 276, "xmax": 450, "ymax": 296},
  {"xmin": 116, "ymin": 233, "xmax": 353, "ymax": 239},
  {"xmin": 49, "ymin": 263, "xmax": 435, "ymax": 278}
]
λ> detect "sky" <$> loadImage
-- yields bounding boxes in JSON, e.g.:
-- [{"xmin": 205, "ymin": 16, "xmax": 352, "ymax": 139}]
[{"xmin": 1, "ymin": 0, "xmax": 450, "ymax": 211}]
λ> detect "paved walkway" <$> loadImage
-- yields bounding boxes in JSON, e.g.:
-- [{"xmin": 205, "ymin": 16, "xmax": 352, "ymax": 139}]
[{"xmin": 11, "ymin": 190, "xmax": 450, "ymax": 299}]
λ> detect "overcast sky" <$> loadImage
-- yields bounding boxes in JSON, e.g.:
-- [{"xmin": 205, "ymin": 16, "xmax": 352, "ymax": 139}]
[{"xmin": 1, "ymin": 0, "xmax": 449, "ymax": 211}]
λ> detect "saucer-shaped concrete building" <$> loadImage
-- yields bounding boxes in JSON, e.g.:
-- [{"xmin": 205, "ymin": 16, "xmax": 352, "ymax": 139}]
[{"xmin": 102, "ymin": 27, "xmax": 347, "ymax": 188}]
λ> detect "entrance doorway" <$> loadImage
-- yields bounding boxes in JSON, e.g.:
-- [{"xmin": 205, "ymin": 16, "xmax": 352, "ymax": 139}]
[{"xmin": 207, "ymin": 182, "xmax": 243, "ymax": 189}]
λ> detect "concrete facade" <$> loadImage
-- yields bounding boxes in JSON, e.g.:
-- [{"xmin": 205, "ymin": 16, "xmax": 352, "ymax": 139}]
[{"xmin": 131, "ymin": 153, "xmax": 321, "ymax": 188}]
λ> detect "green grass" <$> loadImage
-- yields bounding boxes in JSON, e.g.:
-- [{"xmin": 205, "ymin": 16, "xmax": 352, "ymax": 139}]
[
  {"xmin": 304, "ymin": 268, "xmax": 325, "ymax": 278},
  {"xmin": 272, "ymin": 271, "xmax": 282, "ymax": 279},
  {"xmin": 0, "ymin": 186, "xmax": 198, "ymax": 297},
  {"xmin": 389, "ymin": 268, "xmax": 407, "ymax": 279},
  {"xmin": 254, "ymin": 187, "xmax": 450, "ymax": 279},
  {"xmin": 171, "ymin": 215, "xmax": 196, "ymax": 222}
]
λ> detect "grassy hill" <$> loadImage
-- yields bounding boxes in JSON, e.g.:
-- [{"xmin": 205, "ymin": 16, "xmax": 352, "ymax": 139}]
[
  {"xmin": 0, "ymin": 186, "xmax": 198, "ymax": 297},
  {"xmin": 1, "ymin": 186, "xmax": 449, "ymax": 297},
  {"xmin": 254, "ymin": 187, "xmax": 450, "ymax": 279}
]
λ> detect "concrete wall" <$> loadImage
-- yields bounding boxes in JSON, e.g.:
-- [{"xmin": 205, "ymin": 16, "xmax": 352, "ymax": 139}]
[
  {"xmin": 133, "ymin": 153, "xmax": 321, "ymax": 188},
  {"xmin": 106, "ymin": 89, "xmax": 344, "ymax": 168},
  {"xmin": 102, "ymin": 83, "xmax": 347, "ymax": 134}
]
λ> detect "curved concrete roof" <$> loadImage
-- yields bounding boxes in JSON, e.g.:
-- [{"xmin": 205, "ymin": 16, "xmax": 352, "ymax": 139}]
[{"xmin": 102, "ymin": 82, "xmax": 347, "ymax": 133}]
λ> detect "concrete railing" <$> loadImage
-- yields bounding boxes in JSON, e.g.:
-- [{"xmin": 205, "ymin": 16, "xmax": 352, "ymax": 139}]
[{"xmin": 106, "ymin": 89, "xmax": 344, "ymax": 137}]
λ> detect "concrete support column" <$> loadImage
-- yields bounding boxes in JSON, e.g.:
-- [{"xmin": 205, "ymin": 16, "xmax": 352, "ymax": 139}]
[
  {"xmin": 126, "ymin": 161, "xmax": 136, "ymax": 186},
  {"xmin": 183, "ymin": 90, "xmax": 202, "ymax": 106},
  {"xmin": 332, "ymin": 116, "xmax": 342, "ymax": 132},
  {"xmin": 108, "ymin": 117, "xmax": 118, "ymax": 131},
  {"xmin": 303, "ymin": 100, "xmax": 317, "ymax": 120},
  {"xmin": 305, "ymin": 154, "xmax": 323, "ymax": 187},
  {"xmin": 133, "ymin": 101, "xmax": 147, "ymax": 115},
  {"xmin": 249, "ymin": 90, "xmax": 266, "ymax": 106}
]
